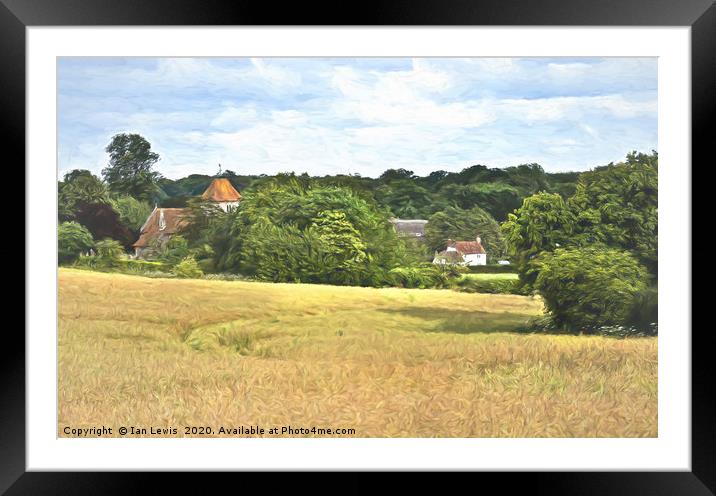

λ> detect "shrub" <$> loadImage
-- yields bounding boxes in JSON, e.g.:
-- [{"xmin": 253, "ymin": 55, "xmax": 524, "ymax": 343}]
[
  {"xmin": 173, "ymin": 256, "xmax": 203, "ymax": 279},
  {"xmin": 465, "ymin": 264, "xmax": 517, "ymax": 274},
  {"xmin": 385, "ymin": 264, "xmax": 460, "ymax": 289},
  {"xmin": 115, "ymin": 259, "xmax": 169, "ymax": 273},
  {"xmin": 94, "ymin": 238, "xmax": 125, "ymax": 266},
  {"xmin": 533, "ymin": 247, "xmax": 648, "ymax": 331},
  {"xmin": 73, "ymin": 253, "xmax": 100, "ymax": 269},
  {"xmin": 58, "ymin": 222, "xmax": 94, "ymax": 264},
  {"xmin": 455, "ymin": 277, "xmax": 525, "ymax": 295}
]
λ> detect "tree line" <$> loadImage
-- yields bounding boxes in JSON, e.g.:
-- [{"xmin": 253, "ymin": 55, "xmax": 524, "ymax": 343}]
[{"xmin": 58, "ymin": 133, "xmax": 657, "ymax": 334}]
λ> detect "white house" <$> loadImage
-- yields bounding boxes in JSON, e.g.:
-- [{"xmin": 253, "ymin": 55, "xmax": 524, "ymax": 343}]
[{"xmin": 433, "ymin": 237, "xmax": 487, "ymax": 266}]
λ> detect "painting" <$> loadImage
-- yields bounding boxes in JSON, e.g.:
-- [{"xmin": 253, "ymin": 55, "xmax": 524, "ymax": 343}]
[{"xmin": 57, "ymin": 56, "xmax": 658, "ymax": 439}]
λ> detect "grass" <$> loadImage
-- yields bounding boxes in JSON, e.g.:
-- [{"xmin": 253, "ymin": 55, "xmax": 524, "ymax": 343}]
[{"xmin": 58, "ymin": 268, "xmax": 657, "ymax": 438}]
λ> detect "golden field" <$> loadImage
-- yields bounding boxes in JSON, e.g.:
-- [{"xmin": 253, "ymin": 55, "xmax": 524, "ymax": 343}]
[{"xmin": 58, "ymin": 268, "xmax": 657, "ymax": 437}]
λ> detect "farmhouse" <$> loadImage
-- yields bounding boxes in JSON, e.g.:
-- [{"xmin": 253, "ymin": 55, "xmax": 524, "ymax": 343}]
[
  {"xmin": 132, "ymin": 177, "xmax": 241, "ymax": 258},
  {"xmin": 390, "ymin": 218, "xmax": 428, "ymax": 241},
  {"xmin": 433, "ymin": 237, "xmax": 487, "ymax": 266}
]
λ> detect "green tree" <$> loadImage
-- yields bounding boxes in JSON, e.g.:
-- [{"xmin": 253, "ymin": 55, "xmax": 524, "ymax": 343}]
[
  {"xmin": 568, "ymin": 151, "xmax": 658, "ymax": 274},
  {"xmin": 379, "ymin": 168, "xmax": 416, "ymax": 182},
  {"xmin": 440, "ymin": 182, "xmax": 522, "ymax": 221},
  {"xmin": 312, "ymin": 210, "xmax": 368, "ymax": 281},
  {"xmin": 58, "ymin": 169, "xmax": 109, "ymax": 220},
  {"xmin": 375, "ymin": 180, "xmax": 434, "ymax": 219},
  {"xmin": 504, "ymin": 163, "xmax": 550, "ymax": 195},
  {"xmin": 240, "ymin": 217, "xmax": 328, "ymax": 283},
  {"xmin": 110, "ymin": 195, "xmax": 153, "ymax": 232},
  {"xmin": 102, "ymin": 133, "xmax": 161, "ymax": 202},
  {"xmin": 210, "ymin": 178, "xmax": 406, "ymax": 286},
  {"xmin": 534, "ymin": 247, "xmax": 649, "ymax": 330},
  {"xmin": 58, "ymin": 222, "xmax": 94, "ymax": 264},
  {"xmin": 501, "ymin": 192, "xmax": 575, "ymax": 286},
  {"xmin": 425, "ymin": 205, "xmax": 505, "ymax": 258}
]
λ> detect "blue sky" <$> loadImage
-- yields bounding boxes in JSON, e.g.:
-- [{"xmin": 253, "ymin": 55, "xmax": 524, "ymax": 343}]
[{"xmin": 58, "ymin": 57, "xmax": 657, "ymax": 179}]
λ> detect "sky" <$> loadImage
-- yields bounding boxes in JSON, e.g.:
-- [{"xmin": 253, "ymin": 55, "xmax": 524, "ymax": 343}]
[{"xmin": 58, "ymin": 57, "xmax": 657, "ymax": 179}]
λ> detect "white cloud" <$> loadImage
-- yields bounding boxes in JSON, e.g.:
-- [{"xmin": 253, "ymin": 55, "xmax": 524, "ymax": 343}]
[
  {"xmin": 330, "ymin": 62, "xmax": 493, "ymax": 128},
  {"xmin": 250, "ymin": 58, "xmax": 302, "ymax": 88},
  {"xmin": 210, "ymin": 105, "xmax": 259, "ymax": 128},
  {"xmin": 58, "ymin": 57, "xmax": 658, "ymax": 178},
  {"xmin": 496, "ymin": 94, "xmax": 657, "ymax": 122}
]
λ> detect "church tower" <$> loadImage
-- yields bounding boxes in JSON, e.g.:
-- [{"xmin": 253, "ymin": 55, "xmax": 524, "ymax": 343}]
[{"xmin": 201, "ymin": 178, "xmax": 242, "ymax": 212}]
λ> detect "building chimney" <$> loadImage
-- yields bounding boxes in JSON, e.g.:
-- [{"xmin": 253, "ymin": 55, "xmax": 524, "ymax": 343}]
[
  {"xmin": 159, "ymin": 209, "xmax": 166, "ymax": 231},
  {"xmin": 476, "ymin": 236, "xmax": 481, "ymax": 244}
]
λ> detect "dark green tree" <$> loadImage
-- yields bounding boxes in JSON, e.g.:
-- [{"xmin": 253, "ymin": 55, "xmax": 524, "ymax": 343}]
[
  {"xmin": 504, "ymin": 163, "xmax": 550, "ymax": 195},
  {"xmin": 102, "ymin": 133, "xmax": 161, "ymax": 202},
  {"xmin": 440, "ymin": 182, "xmax": 522, "ymax": 221},
  {"xmin": 375, "ymin": 180, "xmax": 434, "ymax": 218},
  {"xmin": 58, "ymin": 169, "xmax": 109, "ymax": 220},
  {"xmin": 568, "ymin": 151, "xmax": 658, "ymax": 274},
  {"xmin": 501, "ymin": 192, "xmax": 575, "ymax": 286},
  {"xmin": 379, "ymin": 168, "xmax": 416, "ymax": 182}
]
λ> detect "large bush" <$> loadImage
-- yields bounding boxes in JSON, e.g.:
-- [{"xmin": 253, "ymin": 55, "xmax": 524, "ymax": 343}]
[
  {"xmin": 94, "ymin": 238, "xmax": 125, "ymax": 266},
  {"xmin": 533, "ymin": 247, "xmax": 648, "ymax": 331},
  {"xmin": 208, "ymin": 178, "xmax": 407, "ymax": 286},
  {"xmin": 58, "ymin": 222, "xmax": 94, "ymax": 264},
  {"xmin": 173, "ymin": 256, "xmax": 203, "ymax": 279}
]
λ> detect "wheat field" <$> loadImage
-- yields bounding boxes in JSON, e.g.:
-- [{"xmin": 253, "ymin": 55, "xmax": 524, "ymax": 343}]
[{"xmin": 58, "ymin": 268, "xmax": 657, "ymax": 438}]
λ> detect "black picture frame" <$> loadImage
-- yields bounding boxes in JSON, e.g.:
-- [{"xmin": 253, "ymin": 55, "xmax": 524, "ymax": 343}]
[{"xmin": 5, "ymin": 0, "xmax": 710, "ymax": 492}]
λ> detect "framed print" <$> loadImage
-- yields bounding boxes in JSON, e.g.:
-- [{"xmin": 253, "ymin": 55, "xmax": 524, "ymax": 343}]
[{"xmin": 6, "ymin": 0, "xmax": 712, "ymax": 491}]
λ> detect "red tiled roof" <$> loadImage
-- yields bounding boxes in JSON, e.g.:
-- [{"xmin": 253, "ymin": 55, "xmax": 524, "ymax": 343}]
[
  {"xmin": 201, "ymin": 178, "xmax": 242, "ymax": 202},
  {"xmin": 448, "ymin": 239, "xmax": 486, "ymax": 254},
  {"xmin": 133, "ymin": 208, "xmax": 190, "ymax": 248}
]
